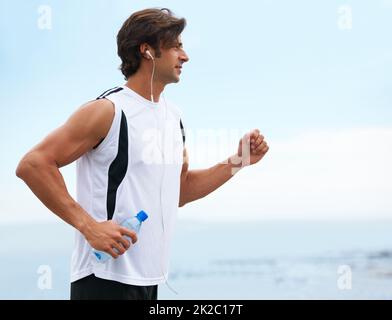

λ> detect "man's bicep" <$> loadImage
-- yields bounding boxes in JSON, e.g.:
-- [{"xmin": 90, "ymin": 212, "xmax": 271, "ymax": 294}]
[{"xmin": 26, "ymin": 100, "xmax": 114, "ymax": 168}]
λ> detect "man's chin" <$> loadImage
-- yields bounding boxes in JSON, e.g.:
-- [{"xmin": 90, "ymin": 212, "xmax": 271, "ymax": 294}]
[
  {"xmin": 168, "ymin": 77, "xmax": 180, "ymax": 84},
  {"xmin": 164, "ymin": 75, "xmax": 180, "ymax": 85}
]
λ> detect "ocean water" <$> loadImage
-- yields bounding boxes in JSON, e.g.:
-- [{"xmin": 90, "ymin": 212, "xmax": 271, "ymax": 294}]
[{"xmin": 0, "ymin": 220, "xmax": 392, "ymax": 300}]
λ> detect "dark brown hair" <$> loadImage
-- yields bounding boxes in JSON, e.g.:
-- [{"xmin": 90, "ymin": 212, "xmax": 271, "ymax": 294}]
[{"xmin": 117, "ymin": 8, "xmax": 186, "ymax": 79}]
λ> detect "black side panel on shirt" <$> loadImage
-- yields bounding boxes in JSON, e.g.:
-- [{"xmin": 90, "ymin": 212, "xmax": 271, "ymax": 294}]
[
  {"xmin": 106, "ymin": 111, "xmax": 128, "ymax": 220},
  {"xmin": 180, "ymin": 118, "xmax": 185, "ymax": 145}
]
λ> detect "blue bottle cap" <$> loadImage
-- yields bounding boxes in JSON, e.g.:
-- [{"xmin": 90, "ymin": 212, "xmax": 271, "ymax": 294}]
[
  {"xmin": 94, "ymin": 252, "xmax": 102, "ymax": 261},
  {"xmin": 136, "ymin": 210, "xmax": 148, "ymax": 222}
]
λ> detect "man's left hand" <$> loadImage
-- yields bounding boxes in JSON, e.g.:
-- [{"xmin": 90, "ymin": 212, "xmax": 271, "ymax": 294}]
[{"xmin": 235, "ymin": 129, "xmax": 269, "ymax": 167}]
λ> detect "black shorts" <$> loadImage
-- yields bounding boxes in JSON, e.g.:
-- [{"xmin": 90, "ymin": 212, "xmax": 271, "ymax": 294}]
[{"xmin": 70, "ymin": 274, "xmax": 158, "ymax": 300}]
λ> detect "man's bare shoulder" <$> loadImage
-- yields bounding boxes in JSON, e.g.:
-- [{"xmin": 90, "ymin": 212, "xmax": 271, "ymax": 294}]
[
  {"xmin": 69, "ymin": 98, "xmax": 115, "ymax": 139},
  {"xmin": 15, "ymin": 98, "xmax": 116, "ymax": 169},
  {"xmin": 76, "ymin": 98, "xmax": 114, "ymax": 122}
]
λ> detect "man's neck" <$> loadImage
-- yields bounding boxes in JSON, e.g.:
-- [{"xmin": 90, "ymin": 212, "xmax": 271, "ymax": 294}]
[{"xmin": 125, "ymin": 72, "xmax": 165, "ymax": 103}]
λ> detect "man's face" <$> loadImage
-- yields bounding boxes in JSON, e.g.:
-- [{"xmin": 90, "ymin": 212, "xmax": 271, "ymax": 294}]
[{"xmin": 155, "ymin": 36, "xmax": 189, "ymax": 84}]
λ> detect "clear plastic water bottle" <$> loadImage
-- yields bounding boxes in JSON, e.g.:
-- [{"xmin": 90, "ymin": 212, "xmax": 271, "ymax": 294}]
[{"xmin": 93, "ymin": 210, "xmax": 148, "ymax": 263}]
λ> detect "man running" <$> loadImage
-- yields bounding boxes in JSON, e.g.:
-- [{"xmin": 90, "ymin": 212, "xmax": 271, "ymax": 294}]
[{"xmin": 16, "ymin": 8, "xmax": 269, "ymax": 300}]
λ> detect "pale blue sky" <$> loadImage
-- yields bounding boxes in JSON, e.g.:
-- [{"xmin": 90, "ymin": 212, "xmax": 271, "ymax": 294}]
[{"xmin": 1, "ymin": 0, "xmax": 391, "ymax": 223}]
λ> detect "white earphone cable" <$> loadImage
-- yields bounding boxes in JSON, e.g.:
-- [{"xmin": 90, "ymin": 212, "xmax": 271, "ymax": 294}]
[{"xmin": 149, "ymin": 53, "xmax": 155, "ymax": 103}]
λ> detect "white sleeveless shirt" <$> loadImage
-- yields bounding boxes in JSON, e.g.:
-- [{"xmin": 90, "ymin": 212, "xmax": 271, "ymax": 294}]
[{"xmin": 70, "ymin": 85, "xmax": 185, "ymax": 286}]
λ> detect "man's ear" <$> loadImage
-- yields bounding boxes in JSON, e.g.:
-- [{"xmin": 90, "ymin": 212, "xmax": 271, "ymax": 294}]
[
  {"xmin": 139, "ymin": 43, "xmax": 150, "ymax": 59},
  {"xmin": 139, "ymin": 43, "xmax": 155, "ymax": 60}
]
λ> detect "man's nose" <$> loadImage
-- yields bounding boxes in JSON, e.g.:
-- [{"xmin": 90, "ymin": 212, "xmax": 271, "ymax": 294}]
[{"xmin": 180, "ymin": 51, "xmax": 189, "ymax": 63}]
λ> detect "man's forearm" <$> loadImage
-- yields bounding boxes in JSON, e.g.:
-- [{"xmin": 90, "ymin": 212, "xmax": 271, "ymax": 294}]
[
  {"xmin": 180, "ymin": 154, "xmax": 242, "ymax": 206},
  {"xmin": 16, "ymin": 152, "xmax": 96, "ymax": 234}
]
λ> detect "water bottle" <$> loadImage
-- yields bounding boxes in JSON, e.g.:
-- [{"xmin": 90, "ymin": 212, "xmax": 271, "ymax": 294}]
[{"xmin": 93, "ymin": 210, "xmax": 148, "ymax": 263}]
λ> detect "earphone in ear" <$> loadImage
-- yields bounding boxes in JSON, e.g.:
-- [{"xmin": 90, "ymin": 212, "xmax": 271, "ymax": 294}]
[
  {"xmin": 145, "ymin": 49, "xmax": 155, "ymax": 102},
  {"xmin": 146, "ymin": 50, "xmax": 154, "ymax": 60}
]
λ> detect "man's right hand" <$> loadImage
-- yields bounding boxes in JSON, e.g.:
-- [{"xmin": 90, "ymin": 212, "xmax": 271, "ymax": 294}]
[{"xmin": 82, "ymin": 220, "xmax": 138, "ymax": 259}]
